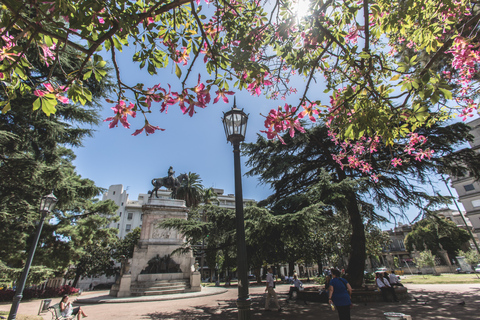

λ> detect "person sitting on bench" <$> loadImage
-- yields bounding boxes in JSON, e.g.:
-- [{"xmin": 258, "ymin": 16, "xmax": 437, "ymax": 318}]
[
  {"xmin": 286, "ymin": 274, "xmax": 303, "ymax": 300},
  {"xmin": 60, "ymin": 295, "xmax": 88, "ymax": 319}
]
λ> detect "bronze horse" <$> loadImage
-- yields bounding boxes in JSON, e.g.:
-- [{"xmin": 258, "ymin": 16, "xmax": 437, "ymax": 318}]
[{"xmin": 149, "ymin": 173, "xmax": 189, "ymax": 199}]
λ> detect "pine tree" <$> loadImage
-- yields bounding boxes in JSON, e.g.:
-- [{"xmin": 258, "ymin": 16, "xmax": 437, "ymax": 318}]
[
  {"xmin": 243, "ymin": 122, "xmax": 480, "ymax": 287},
  {"xmin": 0, "ymin": 42, "xmax": 114, "ymax": 282}
]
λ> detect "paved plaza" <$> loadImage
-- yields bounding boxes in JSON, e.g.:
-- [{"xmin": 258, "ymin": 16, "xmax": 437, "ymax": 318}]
[{"xmin": 1, "ymin": 283, "xmax": 479, "ymax": 320}]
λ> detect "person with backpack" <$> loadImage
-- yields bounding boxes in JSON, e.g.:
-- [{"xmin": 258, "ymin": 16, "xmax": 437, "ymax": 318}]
[{"xmin": 328, "ymin": 268, "xmax": 352, "ymax": 320}]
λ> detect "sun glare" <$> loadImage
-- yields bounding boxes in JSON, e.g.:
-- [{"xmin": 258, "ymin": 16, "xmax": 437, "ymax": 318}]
[{"xmin": 295, "ymin": 0, "xmax": 311, "ymax": 20}]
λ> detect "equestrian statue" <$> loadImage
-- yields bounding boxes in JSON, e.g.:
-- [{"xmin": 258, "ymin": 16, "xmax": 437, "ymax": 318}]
[{"xmin": 149, "ymin": 166, "xmax": 189, "ymax": 199}]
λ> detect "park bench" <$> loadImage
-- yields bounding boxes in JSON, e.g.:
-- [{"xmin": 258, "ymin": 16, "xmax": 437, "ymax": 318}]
[{"xmin": 48, "ymin": 303, "xmax": 75, "ymax": 320}]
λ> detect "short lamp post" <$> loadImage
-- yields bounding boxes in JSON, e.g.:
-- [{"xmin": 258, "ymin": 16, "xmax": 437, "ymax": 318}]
[
  {"xmin": 222, "ymin": 103, "xmax": 251, "ymax": 320},
  {"xmin": 8, "ymin": 192, "xmax": 58, "ymax": 320}
]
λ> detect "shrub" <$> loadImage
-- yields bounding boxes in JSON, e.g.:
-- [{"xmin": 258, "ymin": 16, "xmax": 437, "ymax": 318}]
[
  {"xmin": 0, "ymin": 285, "xmax": 79, "ymax": 302},
  {"xmin": 0, "ymin": 289, "xmax": 15, "ymax": 302}
]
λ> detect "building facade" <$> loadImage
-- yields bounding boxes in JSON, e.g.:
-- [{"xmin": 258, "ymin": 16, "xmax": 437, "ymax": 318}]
[
  {"xmin": 449, "ymin": 117, "xmax": 480, "ymax": 244},
  {"xmin": 103, "ymin": 184, "xmax": 255, "ymax": 239}
]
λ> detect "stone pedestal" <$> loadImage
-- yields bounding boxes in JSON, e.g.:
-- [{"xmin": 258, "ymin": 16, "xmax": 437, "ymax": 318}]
[
  {"xmin": 190, "ymin": 271, "xmax": 201, "ymax": 292},
  {"xmin": 116, "ymin": 274, "xmax": 132, "ymax": 297},
  {"xmin": 110, "ymin": 197, "xmax": 199, "ymax": 297}
]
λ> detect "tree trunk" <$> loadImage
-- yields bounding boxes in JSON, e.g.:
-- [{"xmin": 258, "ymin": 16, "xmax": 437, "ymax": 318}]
[
  {"xmin": 72, "ymin": 271, "xmax": 82, "ymax": 288},
  {"xmin": 288, "ymin": 261, "xmax": 295, "ymax": 276},
  {"xmin": 316, "ymin": 258, "xmax": 323, "ymax": 275},
  {"xmin": 345, "ymin": 189, "xmax": 366, "ymax": 288},
  {"xmin": 254, "ymin": 267, "xmax": 262, "ymax": 284}
]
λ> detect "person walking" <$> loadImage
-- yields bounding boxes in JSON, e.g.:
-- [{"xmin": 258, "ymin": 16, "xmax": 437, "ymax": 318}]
[
  {"xmin": 265, "ymin": 267, "xmax": 282, "ymax": 312},
  {"xmin": 328, "ymin": 269, "xmax": 352, "ymax": 320}
]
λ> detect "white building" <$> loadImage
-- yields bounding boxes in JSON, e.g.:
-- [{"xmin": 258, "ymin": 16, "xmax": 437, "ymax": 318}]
[
  {"xmin": 449, "ymin": 118, "xmax": 480, "ymax": 244},
  {"xmin": 102, "ymin": 184, "xmax": 255, "ymax": 239}
]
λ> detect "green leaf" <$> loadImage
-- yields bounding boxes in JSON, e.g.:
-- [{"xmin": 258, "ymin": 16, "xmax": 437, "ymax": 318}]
[
  {"xmin": 83, "ymin": 71, "xmax": 92, "ymax": 80},
  {"xmin": 439, "ymin": 88, "xmax": 452, "ymax": 100},
  {"xmin": 33, "ymin": 98, "xmax": 41, "ymax": 111},
  {"xmin": 390, "ymin": 74, "xmax": 400, "ymax": 81},
  {"xmin": 42, "ymin": 97, "xmax": 57, "ymax": 116},
  {"xmin": 175, "ymin": 63, "xmax": 182, "ymax": 78},
  {"xmin": 2, "ymin": 102, "xmax": 11, "ymax": 113}
]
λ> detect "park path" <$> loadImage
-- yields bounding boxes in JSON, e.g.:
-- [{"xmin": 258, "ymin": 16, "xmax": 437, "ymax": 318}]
[{"xmin": 1, "ymin": 283, "xmax": 479, "ymax": 319}]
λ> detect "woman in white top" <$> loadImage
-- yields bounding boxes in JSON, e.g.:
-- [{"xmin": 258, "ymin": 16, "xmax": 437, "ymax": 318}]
[{"xmin": 60, "ymin": 295, "xmax": 88, "ymax": 319}]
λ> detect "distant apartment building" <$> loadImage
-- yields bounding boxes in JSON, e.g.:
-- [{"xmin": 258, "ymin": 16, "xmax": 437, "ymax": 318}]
[
  {"xmin": 102, "ymin": 184, "xmax": 255, "ymax": 239},
  {"xmin": 448, "ymin": 117, "xmax": 480, "ymax": 244},
  {"xmin": 379, "ymin": 222, "xmax": 412, "ymax": 269}
]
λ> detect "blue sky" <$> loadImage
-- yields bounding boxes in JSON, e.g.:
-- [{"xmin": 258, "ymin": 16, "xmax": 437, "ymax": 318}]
[
  {"xmin": 70, "ymin": 44, "xmax": 465, "ymax": 230},
  {"xmin": 71, "ymin": 45, "xmax": 289, "ymax": 202}
]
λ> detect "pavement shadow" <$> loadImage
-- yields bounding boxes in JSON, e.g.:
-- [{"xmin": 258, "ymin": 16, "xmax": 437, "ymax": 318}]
[
  {"xmin": 351, "ymin": 286, "xmax": 480, "ymax": 320},
  {"xmin": 145, "ymin": 292, "xmax": 325, "ymax": 319},
  {"xmin": 145, "ymin": 287, "xmax": 480, "ymax": 320}
]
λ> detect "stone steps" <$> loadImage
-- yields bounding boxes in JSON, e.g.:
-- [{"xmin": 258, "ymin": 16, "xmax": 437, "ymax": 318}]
[{"xmin": 130, "ymin": 279, "xmax": 190, "ymax": 296}]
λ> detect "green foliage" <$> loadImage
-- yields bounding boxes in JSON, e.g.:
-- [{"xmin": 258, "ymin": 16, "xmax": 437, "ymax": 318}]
[
  {"xmin": 114, "ymin": 227, "xmax": 141, "ymax": 260},
  {"xmin": 415, "ymin": 250, "xmax": 436, "ymax": 269},
  {"xmin": 393, "ymin": 257, "xmax": 400, "ymax": 269},
  {"xmin": 457, "ymin": 250, "xmax": 480, "ymax": 266},
  {"xmin": 404, "ymin": 216, "xmax": 471, "ymax": 258},
  {"xmin": 243, "ymin": 121, "xmax": 477, "ymax": 286},
  {"xmin": 1, "ymin": 0, "xmax": 475, "ymax": 149},
  {"xmin": 0, "ymin": 39, "xmax": 114, "ymax": 283},
  {"xmin": 176, "ymin": 172, "xmax": 204, "ymax": 208}
]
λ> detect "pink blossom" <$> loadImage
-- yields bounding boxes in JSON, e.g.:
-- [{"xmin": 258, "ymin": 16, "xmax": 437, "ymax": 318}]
[
  {"xmin": 34, "ymin": 83, "xmax": 69, "ymax": 104},
  {"xmin": 39, "ymin": 43, "xmax": 56, "ymax": 67},
  {"xmin": 391, "ymin": 158, "xmax": 402, "ymax": 167},
  {"xmin": 132, "ymin": 121, "xmax": 165, "ymax": 136},
  {"xmin": 172, "ymin": 90, "xmax": 193, "ymax": 115},
  {"xmin": 214, "ymin": 89, "xmax": 235, "ymax": 104},
  {"xmin": 298, "ymin": 102, "xmax": 319, "ymax": 122},
  {"xmin": 359, "ymin": 161, "xmax": 372, "ymax": 173},
  {"xmin": 348, "ymin": 155, "xmax": 361, "ymax": 168},
  {"xmin": 104, "ymin": 100, "xmax": 136, "ymax": 129},
  {"xmin": 175, "ymin": 47, "xmax": 189, "ymax": 66},
  {"xmin": 352, "ymin": 142, "xmax": 365, "ymax": 155},
  {"xmin": 192, "ymin": 74, "xmax": 211, "ymax": 108}
]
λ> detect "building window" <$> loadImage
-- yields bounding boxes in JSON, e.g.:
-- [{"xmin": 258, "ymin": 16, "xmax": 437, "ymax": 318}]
[
  {"xmin": 141, "ymin": 214, "xmax": 144, "ymax": 221},
  {"xmin": 464, "ymin": 184, "xmax": 475, "ymax": 191},
  {"xmin": 121, "ymin": 202, "xmax": 124, "ymax": 206},
  {"xmin": 113, "ymin": 191, "xmax": 116, "ymax": 195},
  {"xmin": 472, "ymin": 200, "xmax": 480, "ymax": 207},
  {"xmin": 126, "ymin": 224, "xmax": 131, "ymax": 232},
  {"xmin": 127, "ymin": 212, "xmax": 133, "ymax": 220},
  {"xmin": 119, "ymin": 212, "xmax": 122, "ymax": 217},
  {"xmin": 117, "ymin": 224, "xmax": 120, "ymax": 229}
]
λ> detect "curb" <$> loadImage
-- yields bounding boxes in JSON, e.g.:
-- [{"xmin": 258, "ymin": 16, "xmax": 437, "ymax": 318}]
[{"xmin": 76, "ymin": 287, "xmax": 229, "ymax": 304}]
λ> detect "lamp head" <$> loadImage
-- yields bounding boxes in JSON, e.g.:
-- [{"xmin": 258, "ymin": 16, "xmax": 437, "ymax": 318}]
[
  {"xmin": 222, "ymin": 98, "xmax": 249, "ymax": 144},
  {"xmin": 39, "ymin": 192, "xmax": 58, "ymax": 213}
]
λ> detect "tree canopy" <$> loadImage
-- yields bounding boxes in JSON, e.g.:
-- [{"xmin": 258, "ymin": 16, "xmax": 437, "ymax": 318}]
[
  {"xmin": 404, "ymin": 216, "xmax": 471, "ymax": 259},
  {"xmin": 0, "ymin": 33, "xmax": 117, "ymax": 285},
  {"xmin": 242, "ymin": 120, "xmax": 480, "ymax": 286},
  {"xmin": 1, "ymin": 0, "xmax": 479, "ymax": 180}
]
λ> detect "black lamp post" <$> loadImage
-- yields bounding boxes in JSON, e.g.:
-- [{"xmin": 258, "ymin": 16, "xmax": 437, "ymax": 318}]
[
  {"xmin": 222, "ymin": 102, "xmax": 251, "ymax": 320},
  {"xmin": 8, "ymin": 192, "xmax": 58, "ymax": 320}
]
